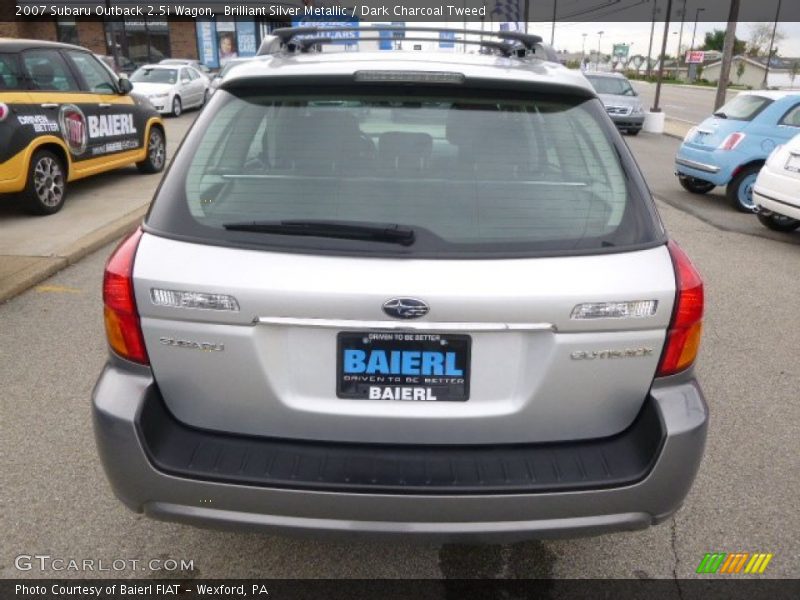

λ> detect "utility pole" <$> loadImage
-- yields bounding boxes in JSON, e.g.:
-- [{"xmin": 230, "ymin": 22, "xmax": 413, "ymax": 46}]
[
  {"xmin": 762, "ymin": 0, "xmax": 782, "ymax": 89},
  {"xmin": 714, "ymin": 0, "xmax": 741, "ymax": 111},
  {"xmin": 652, "ymin": 0, "xmax": 673, "ymax": 112},
  {"xmin": 551, "ymin": 0, "xmax": 558, "ymax": 46},
  {"xmin": 646, "ymin": 0, "xmax": 659, "ymax": 78}
]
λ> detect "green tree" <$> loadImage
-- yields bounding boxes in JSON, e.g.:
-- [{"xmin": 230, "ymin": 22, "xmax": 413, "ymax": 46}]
[
  {"xmin": 790, "ymin": 61, "xmax": 799, "ymax": 87},
  {"xmin": 736, "ymin": 60, "xmax": 746, "ymax": 83},
  {"xmin": 703, "ymin": 30, "xmax": 746, "ymax": 55}
]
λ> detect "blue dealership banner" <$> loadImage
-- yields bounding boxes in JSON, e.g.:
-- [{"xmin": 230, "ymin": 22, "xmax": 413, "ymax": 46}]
[
  {"xmin": 195, "ymin": 21, "xmax": 218, "ymax": 69},
  {"xmin": 235, "ymin": 21, "xmax": 258, "ymax": 57}
]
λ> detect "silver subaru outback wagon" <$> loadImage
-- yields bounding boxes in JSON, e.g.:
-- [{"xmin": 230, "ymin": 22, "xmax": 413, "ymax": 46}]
[{"xmin": 93, "ymin": 27, "xmax": 707, "ymax": 542}]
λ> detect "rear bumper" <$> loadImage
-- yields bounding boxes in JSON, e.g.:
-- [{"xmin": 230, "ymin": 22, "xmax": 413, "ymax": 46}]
[
  {"xmin": 93, "ymin": 363, "xmax": 707, "ymax": 542},
  {"xmin": 674, "ymin": 145, "xmax": 740, "ymax": 186}
]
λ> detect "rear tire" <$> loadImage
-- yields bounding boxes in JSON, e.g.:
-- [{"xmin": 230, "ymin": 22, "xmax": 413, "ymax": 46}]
[
  {"xmin": 171, "ymin": 96, "xmax": 182, "ymax": 117},
  {"xmin": 24, "ymin": 150, "xmax": 67, "ymax": 215},
  {"xmin": 628, "ymin": 128, "xmax": 641, "ymax": 136},
  {"xmin": 757, "ymin": 211, "xmax": 800, "ymax": 232},
  {"xmin": 726, "ymin": 165, "xmax": 761, "ymax": 212},
  {"xmin": 136, "ymin": 126, "xmax": 166, "ymax": 174},
  {"xmin": 678, "ymin": 175, "xmax": 715, "ymax": 195}
]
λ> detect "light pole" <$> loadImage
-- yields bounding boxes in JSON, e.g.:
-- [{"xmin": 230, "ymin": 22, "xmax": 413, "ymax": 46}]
[
  {"xmin": 763, "ymin": 0, "xmax": 783, "ymax": 89},
  {"xmin": 689, "ymin": 7, "xmax": 706, "ymax": 81},
  {"xmin": 676, "ymin": 0, "xmax": 687, "ymax": 64},
  {"xmin": 581, "ymin": 32, "xmax": 588, "ymax": 68},
  {"xmin": 653, "ymin": 0, "xmax": 674, "ymax": 113},
  {"xmin": 690, "ymin": 7, "xmax": 706, "ymax": 51},
  {"xmin": 596, "ymin": 30, "xmax": 604, "ymax": 71},
  {"xmin": 646, "ymin": 0, "xmax": 659, "ymax": 78},
  {"xmin": 551, "ymin": 0, "xmax": 557, "ymax": 46}
]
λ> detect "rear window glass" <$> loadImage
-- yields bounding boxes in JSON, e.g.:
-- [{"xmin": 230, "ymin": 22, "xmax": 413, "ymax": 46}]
[
  {"xmin": 130, "ymin": 67, "xmax": 177, "ymax": 84},
  {"xmin": 715, "ymin": 94, "xmax": 773, "ymax": 121},
  {"xmin": 147, "ymin": 87, "xmax": 660, "ymax": 258},
  {"xmin": 0, "ymin": 53, "xmax": 23, "ymax": 90}
]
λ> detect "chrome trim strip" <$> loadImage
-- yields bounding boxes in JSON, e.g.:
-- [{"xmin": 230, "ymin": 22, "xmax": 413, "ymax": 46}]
[
  {"xmin": 256, "ymin": 316, "xmax": 556, "ymax": 332},
  {"xmin": 675, "ymin": 157, "xmax": 721, "ymax": 174}
]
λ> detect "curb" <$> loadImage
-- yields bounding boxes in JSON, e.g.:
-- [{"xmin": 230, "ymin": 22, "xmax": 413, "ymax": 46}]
[{"xmin": 0, "ymin": 204, "xmax": 148, "ymax": 304}]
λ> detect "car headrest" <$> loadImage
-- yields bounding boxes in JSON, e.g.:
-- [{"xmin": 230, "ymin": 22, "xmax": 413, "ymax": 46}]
[
  {"xmin": 446, "ymin": 103, "xmax": 498, "ymax": 147},
  {"xmin": 31, "ymin": 62, "xmax": 55, "ymax": 87},
  {"xmin": 378, "ymin": 131, "xmax": 433, "ymax": 169}
]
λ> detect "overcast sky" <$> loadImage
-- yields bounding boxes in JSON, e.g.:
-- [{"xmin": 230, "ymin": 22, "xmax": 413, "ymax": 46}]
[{"xmin": 537, "ymin": 21, "xmax": 800, "ymax": 57}]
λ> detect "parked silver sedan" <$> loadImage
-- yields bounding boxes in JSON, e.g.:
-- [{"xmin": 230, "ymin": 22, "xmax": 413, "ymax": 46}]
[{"xmin": 130, "ymin": 64, "xmax": 210, "ymax": 117}]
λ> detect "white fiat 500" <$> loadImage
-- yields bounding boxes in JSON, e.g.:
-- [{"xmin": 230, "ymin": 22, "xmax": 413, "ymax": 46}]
[{"xmin": 754, "ymin": 131, "xmax": 800, "ymax": 232}]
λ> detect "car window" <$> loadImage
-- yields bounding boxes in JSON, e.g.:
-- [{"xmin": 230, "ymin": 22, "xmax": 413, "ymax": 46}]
[
  {"xmin": 0, "ymin": 53, "xmax": 24, "ymax": 90},
  {"xmin": 21, "ymin": 50, "xmax": 79, "ymax": 92},
  {"xmin": 779, "ymin": 104, "xmax": 800, "ymax": 127},
  {"xmin": 130, "ymin": 67, "xmax": 177, "ymax": 85},
  {"xmin": 714, "ymin": 94, "xmax": 773, "ymax": 121},
  {"xmin": 180, "ymin": 68, "xmax": 192, "ymax": 82},
  {"xmin": 585, "ymin": 76, "xmax": 635, "ymax": 96},
  {"xmin": 65, "ymin": 51, "xmax": 117, "ymax": 93},
  {"xmin": 146, "ymin": 87, "xmax": 660, "ymax": 258}
]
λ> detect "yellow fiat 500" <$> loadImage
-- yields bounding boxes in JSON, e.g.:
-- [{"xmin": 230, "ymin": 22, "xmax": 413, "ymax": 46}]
[{"xmin": 0, "ymin": 39, "xmax": 165, "ymax": 214}]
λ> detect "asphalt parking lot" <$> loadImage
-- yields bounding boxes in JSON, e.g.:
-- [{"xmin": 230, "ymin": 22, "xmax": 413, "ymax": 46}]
[{"xmin": 1, "ymin": 116, "xmax": 798, "ymax": 579}]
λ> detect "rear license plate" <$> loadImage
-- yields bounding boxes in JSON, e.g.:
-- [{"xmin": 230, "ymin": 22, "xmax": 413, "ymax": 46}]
[
  {"xmin": 337, "ymin": 332, "xmax": 470, "ymax": 401},
  {"xmin": 786, "ymin": 153, "xmax": 800, "ymax": 173}
]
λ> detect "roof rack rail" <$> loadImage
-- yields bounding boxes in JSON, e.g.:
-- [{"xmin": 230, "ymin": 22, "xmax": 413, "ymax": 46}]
[{"xmin": 258, "ymin": 25, "xmax": 553, "ymax": 60}]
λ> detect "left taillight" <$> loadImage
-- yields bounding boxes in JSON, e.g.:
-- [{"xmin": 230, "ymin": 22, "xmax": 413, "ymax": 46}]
[
  {"xmin": 103, "ymin": 228, "xmax": 149, "ymax": 365},
  {"xmin": 718, "ymin": 132, "xmax": 745, "ymax": 151},
  {"xmin": 0, "ymin": 102, "xmax": 9, "ymax": 122},
  {"xmin": 656, "ymin": 240, "xmax": 704, "ymax": 377}
]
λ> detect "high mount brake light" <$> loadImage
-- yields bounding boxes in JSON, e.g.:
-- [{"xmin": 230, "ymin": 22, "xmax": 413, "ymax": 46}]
[
  {"xmin": 657, "ymin": 241, "xmax": 704, "ymax": 377},
  {"xmin": 103, "ymin": 228, "xmax": 148, "ymax": 365}
]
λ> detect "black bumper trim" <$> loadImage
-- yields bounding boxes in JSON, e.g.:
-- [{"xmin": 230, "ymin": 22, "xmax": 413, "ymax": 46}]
[{"xmin": 137, "ymin": 387, "xmax": 665, "ymax": 495}]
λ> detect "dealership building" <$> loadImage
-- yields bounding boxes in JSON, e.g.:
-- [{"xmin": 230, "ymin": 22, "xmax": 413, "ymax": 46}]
[{"xmin": 0, "ymin": 3, "xmax": 304, "ymax": 70}]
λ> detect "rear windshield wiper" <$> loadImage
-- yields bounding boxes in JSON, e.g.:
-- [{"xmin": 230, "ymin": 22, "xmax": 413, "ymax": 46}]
[
  {"xmin": 222, "ymin": 220, "xmax": 416, "ymax": 246},
  {"xmin": 712, "ymin": 111, "xmax": 728, "ymax": 118}
]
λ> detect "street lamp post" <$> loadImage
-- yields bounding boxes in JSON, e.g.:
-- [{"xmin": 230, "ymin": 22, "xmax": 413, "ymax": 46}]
[
  {"xmin": 646, "ymin": 0, "xmax": 659, "ymax": 78},
  {"xmin": 596, "ymin": 30, "xmax": 604, "ymax": 71},
  {"xmin": 653, "ymin": 0, "xmax": 674, "ymax": 113},
  {"xmin": 690, "ymin": 7, "xmax": 706, "ymax": 52},
  {"xmin": 689, "ymin": 7, "xmax": 706, "ymax": 82},
  {"xmin": 581, "ymin": 32, "xmax": 588, "ymax": 68},
  {"xmin": 676, "ymin": 0, "xmax": 687, "ymax": 64}
]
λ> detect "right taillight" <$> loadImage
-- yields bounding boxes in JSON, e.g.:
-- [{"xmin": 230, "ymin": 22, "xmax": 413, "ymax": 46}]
[
  {"xmin": 103, "ymin": 228, "xmax": 148, "ymax": 365},
  {"xmin": 657, "ymin": 240, "xmax": 704, "ymax": 377},
  {"xmin": 718, "ymin": 132, "xmax": 745, "ymax": 151}
]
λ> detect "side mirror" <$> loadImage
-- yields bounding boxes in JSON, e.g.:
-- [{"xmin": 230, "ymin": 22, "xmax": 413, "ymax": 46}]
[{"xmin": 118, "ymin": 77, "xmax": 133, "ymax": 95}]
